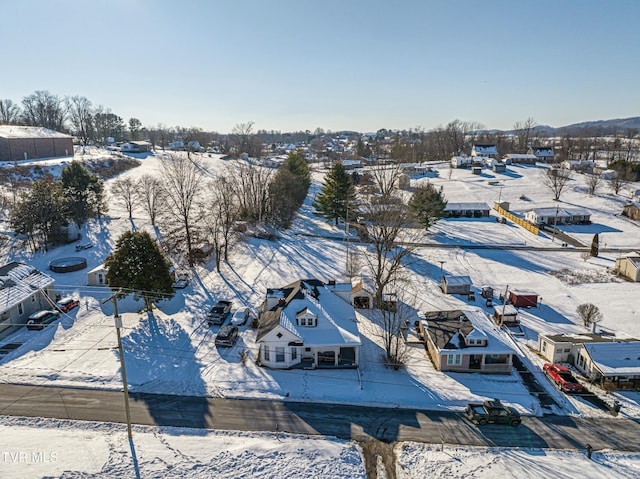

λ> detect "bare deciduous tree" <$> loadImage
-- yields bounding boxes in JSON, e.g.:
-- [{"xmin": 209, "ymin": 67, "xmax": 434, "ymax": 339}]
[
  {"xmin": 586, "ymin": 173, "xmax": 602, "ymax": 196},
  {"xmin": 576, "ymin": 303, "xmax": 603, "ymax": 330},
  {"xmin": 21, "ymin": 90, "xmax": 66, "ymax": 131},
  {"xmin": 111, "ymin": 177, "xmax": 139, "ymax": 219},
  {"xmin": 513, "ymin": 117, "xmax": 537, "ymax": 153},
  {"xmin": 608, "ymin": 172, "xmax": 628, "ymax": 195},
  {"xmin": 66, "ymin": 95, "xmax": 94, "ymax": 148},
  {"xmin": 0, "ymin": 99, "xmax": 21, "ymax": 124},
  {"xmin": 203, "ymin": 176, "xmax": 238, "ymax": 272},
  {"xmin": 542, "ymin": 167, "xmax": 572, "ymax": 200},
  {"xmin": 227, "ymin": 159, "xmax": 274, "ymax": 223},
  {"xmin": 137, "ymin": 174, "xmax": 164, "ymax": 226},
  {"xmin": 160, "ymin": 154, "xmax": 205, "ymax": 266},
  {"xmin": 367, "ymin": 297, "xmax": 415, "ymax": 369},
  {"xmin": 368, "ymin": 163, "xmax": 404, "ymax": 200}
]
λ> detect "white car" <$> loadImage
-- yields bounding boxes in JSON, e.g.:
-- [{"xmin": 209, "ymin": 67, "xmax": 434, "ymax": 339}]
[{"xmin": 231, "ymin": 307, "xmax": 250, "ymax": 326}]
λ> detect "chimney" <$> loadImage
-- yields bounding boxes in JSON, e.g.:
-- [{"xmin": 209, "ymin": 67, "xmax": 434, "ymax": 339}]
[{"xmin": 592, "ymin": 322, "xmax": 597, "ymax": 334}]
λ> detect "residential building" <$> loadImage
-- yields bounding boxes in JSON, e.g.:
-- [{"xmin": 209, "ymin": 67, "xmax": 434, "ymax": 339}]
[
  {"xmin": 257, "ymin": 279, "xmax": 361, "ymax": 369},
  {"xmin": 0, "ymin": 262, "xmax": 56, "ymax": 339},
  {"xmin": 576, "ymin": 341, "xmax": 640, "ymax": 390},
  {"xmin": 87, "ymin": 264, "xmax": 108, "ymax": 286},
  {"xmin": 502, "ymin": 153, "xmax": 538, "ymax": 164},
  {"xmin": 471, "ymin": 144, "xmax": 498, "ymax": 158},
  {"xmin": 537, "ymin": 332, "xmax": 633, "ymax": 364},
  {"xmin": 444, "ymin": 202, "xmax": 491, "ymax": 218},
  {"xmin": 440, "ymin": 275, "xmax": 472, "ymax": 295},
  {"xmin": 524, "ymin": 207, "xmax": 591, "ymax": 226},
  {"xmin": 615, "ymin": 253, "xmax": 640, "ymax": 281},
  {"xmin": 423, "ymin": 309, "xmax": 515, "ymax": 373},
  {"xmin": 528, "ymin": 146, "xmax": 555, "ymax": 163}
]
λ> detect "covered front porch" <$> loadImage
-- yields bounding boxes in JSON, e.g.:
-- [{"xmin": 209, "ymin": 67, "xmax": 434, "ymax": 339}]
[{"xmin": 291, "ymin": 346, "xmax": 359, "ymax": 369}]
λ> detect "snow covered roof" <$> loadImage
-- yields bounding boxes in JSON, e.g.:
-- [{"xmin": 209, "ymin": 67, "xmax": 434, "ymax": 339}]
[
  {"xmin": 444, "ymin": 202, "xmax": 490, "ymax": 211},
  {"xmin": 585, "ymin": 342, "xmax": 640, "ymax": 376},
  {"xmin": 0, "ymin": 262, "xmax": 54, "ymax": 312},
  {"xmin": 503, "ymin": 154, "xmax": 538, "ymax": 160},
  {"xmin": 423, "ymin": 309, "xmax": 514, "ymax": 354},
  {"xmin": 542, "ymin": 332, "xmax": 631, "ymax": 345},
  {"xmin": 472, "ymin": 144, "xmax": 498, "ymax": 156},
  {"xmin": 493, "ymin": 305, "xmax": 517, "ymax": 316},
  {"xmin": 442, "ymin": 275, "xmax": 472, "ymax": 286},
  {"xmin": 531, "ymin": 147, "xmax": 555, "ymax": 156},
  {"xmin": 0, "ymin": 125, "xmax": 72, "ymax": 139},
  {"xmin": 258, "ymin": 279, "xmax": 361, "ymax": 348},
  {"xmin": 528, "ymin": 207, "xmax": 592, "ymax": 217}
]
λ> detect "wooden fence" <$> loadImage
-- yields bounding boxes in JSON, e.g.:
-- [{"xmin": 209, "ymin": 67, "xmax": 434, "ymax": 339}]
[{"xmin": 493, "ymin": 205, "xmax": 539, "ymax": 236}]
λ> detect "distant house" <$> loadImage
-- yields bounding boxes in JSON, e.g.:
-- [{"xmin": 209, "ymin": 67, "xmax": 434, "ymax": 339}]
[
  {"xmin": 502, "ymin": 153, "xmax": 538, "ymax": 165},
  {"xmin": 576, "ymin": 341, "xmax": 640, "ymax": 390},
  {"xmin": 524, "ymin": 207, "xmax": 591, "ymax": 226},
  {"xmin": 537, "ymin": 332, "xmax": 633, "ymax": 364},
  {"xmin": 508, "ymin": 290, "xmax": 538, "ymax": 308},
  {"xmin": 423, "ymin": 309, "xmax": 515, "ymax": 373},
  {"xmin": 471, "ymin": 144, "xmax": 498, "ymax": 158},
  {"xmin": 120, "ymin": 141, "xmax": 152, "ymax": 153},
  {"xmin": 615, "ymin": 253, "xmax": 640, "ymax": 282},
  {"xmin": 263, "ymin": 156, "xmax": 286, "ymax": 168},
  {"xmin": 87, "ymin": 264, "xmax": 108, "ymax": 286},
  {"xmin": 622, "ymin": 204, "xmax": 640, "ymax": 221},
  {"xmin": 528, "ymin": 146, "xmax": 555, "ymax": 163},
  {"xmin": 0, "ymin": 262, "xmax": 56, "ymax": 339},
  {"xmin": 440, "ymin": 275, "xmax": 472, "ymax": 295},
  {"xmin": 444, "ymin": 202, "xmax": 491, "ymax": 218},
  {"xmin": 450, "ymin": 156, "xmax": 472, "ymax": 168},
  {"xmin": 256, "ymin": 279, "xmax": 361, "ymax": 369},
  {"xmin": 561, "ymin": 160, "xmax": 594, "ymax": 171},
  {"xmin": 0, "ymin": 125, "xmax": 74, "ymax": 162}
]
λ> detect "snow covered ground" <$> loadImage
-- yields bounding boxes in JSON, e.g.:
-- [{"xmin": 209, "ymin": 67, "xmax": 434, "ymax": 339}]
[
  {"xmin": 0, "ymin": 416, "xmax": 365, "ymax": 479},
  {"xmin": 1, "ymin": 149, "xmax": 639, "ymax": 420}
]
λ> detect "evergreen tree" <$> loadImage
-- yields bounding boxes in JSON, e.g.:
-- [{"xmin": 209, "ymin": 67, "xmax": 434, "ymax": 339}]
[
  {"xmin": 60, "ymin": 161, "xmax": 107, "ymax": 225},
  {"xmin": 269, "ymin": 169, "xmax": 307, "ymax": 228},
  {"xmin": 10, "ymin": 176, "xmax": 69, "ymax": 250},
  {"xmin": 104, "ymin": 231, "xmax": 175, "ymax": 311},
  {"xmin": 590, "ymin": 233, "xmax": 599, "ymax": 257},
  {"xmin": 408, "ymin": 183, "xmax": 447, "ymax": 229},
  {"xmin": 313, "ymin": 162, "xmax": 356, "ymax": 225},
  {"xmin": 281, "ymin": 150, "xmax": 311, "ymax": 194}
]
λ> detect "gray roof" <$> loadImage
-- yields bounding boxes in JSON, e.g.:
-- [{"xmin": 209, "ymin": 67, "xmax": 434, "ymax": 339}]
[
  {"xmin": 444, "ymin": 202, "xmax": 490, "ymax": 211},
  {"xmin": 0, "ymin": 262, "xmax": 55, "ymax": 312},
  {"xmin": 0, "ymin": 125, "xmax": 72, "ymax": 139},
  {"xmin": 541, "ymin": 332, "xmax": 637, "ymax": 344}
]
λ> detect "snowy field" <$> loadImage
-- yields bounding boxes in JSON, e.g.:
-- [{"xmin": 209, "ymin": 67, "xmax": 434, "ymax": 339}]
[{"xmin": 1, "ymin": 148, "xmax": 640, "ymax": 420}]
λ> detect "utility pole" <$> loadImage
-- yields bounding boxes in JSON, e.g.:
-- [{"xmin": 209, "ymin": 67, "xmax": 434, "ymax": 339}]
[
  {"xmin": 102, "ymin": 292, "xmax": 133, "ymax": 438},
  {"xmin": 552, "ymin": 205, "xmax": 559, "ymax": 243}
]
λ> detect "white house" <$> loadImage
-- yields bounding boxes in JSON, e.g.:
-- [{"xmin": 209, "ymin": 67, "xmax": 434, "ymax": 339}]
[
  {"xmin": 529, "ymin": 147, "xmax": 555, "ymax": 163},
  {"xmin": 575, "ymin": 341, "xmax": 640, "ymax": 389},
  {"xmin": 120, "ymin": 141, "xmax": 152, "ymax": 153},
  {"xmin": 471, "ymin": 144, "xmax": 498, "ymax": 158},
  {"xmin": 257, "ymin": 279, "xmax": 361, "ymax": 369},
  {"xmin": 0, "ymin": 262, "xmax": 56, "ymax": 339},
  {"xmin": 524, "ymin": 207, "xmax": 591, "ymax": 226},
  {"xmin": 450, "ymin": 156, "xmax": 472, "ymax": 168}
]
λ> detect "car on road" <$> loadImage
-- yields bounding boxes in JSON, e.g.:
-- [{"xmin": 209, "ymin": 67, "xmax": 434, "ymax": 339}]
[
  {"xmin": 26, "ymin": 310, "xmax": 61, "ymax": 330},
  {"xmin": 231, "ymin": 307, "xmax": 251, "ymax": 326},
  {"xmin": 543, "ymin": 363, "xmax": 583, "ymax": 393},
  {"xmin": 207, "ymin": 300, "xmax": 232, "ymax": 326},
  {"xmin": 464, "ymin": 398, "xmax": 521, "ymax": 427},
  {"xmin": 215, "ymin": 324, "xmax": 239, "ymax": 347},
  {"xmin": 55, "ymin": 297, "xmax": 80, "ymax": 313}
]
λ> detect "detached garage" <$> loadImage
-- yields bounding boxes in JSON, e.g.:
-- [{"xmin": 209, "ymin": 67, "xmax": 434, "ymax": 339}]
[
  {"xmin": 509, "ymin": 290, "xmax": 538, "ymax": 308},
  {"xmin": 0, "ymin": 125, "xmax": 74, "ymax": 162}
]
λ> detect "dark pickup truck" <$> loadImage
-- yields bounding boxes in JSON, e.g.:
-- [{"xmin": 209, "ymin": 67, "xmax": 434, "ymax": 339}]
[
  {"xmin": 207, "ymin": 300, "xmax": 232, "ymax": 326},
  {"xmin": 464, "ymin": 399, "xmax": 521, "ymax": 427}
]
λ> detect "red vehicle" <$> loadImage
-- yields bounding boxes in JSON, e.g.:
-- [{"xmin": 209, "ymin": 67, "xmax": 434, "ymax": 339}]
[
  {"xmin": 543, "ymin": 363, "xmax": 583, "ymax": 393},
  {"xmin": 56, "ymin": 297, "xmax": 80, "ymax": 313}
]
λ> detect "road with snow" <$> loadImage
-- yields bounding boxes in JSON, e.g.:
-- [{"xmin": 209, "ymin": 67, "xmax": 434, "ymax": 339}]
[{"xmin": 1, "ymin": 383, "xmax": 639, "ymax": 452}]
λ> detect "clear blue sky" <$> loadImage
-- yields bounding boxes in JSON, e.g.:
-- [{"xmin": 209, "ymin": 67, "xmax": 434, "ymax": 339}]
[{"xmin": 1, "ymin": 0, "xmax": 638, "ymax": 133}]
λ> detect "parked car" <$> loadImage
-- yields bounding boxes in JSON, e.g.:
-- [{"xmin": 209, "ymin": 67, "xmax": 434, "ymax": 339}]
[
  {"xmin": 207, "ymin": 300, "xmax": 232, "ymax": 326},
  {"xmin": 55, "ymin": 297, "xmax": 80, "ymax": 313},
  {"xmin": 464, "ymin": 398, "xmax": 521, "ymax": 427},
  {"xmin": 172, "ymin": 278, "xmax": 189, "ymax": 289},
  {"xmin": 543, "ymin": 363, "xmax": 583, "ymax": 393},
  {"xmin": 26, "ymin": 310, "xmax": 61, "ymax": 330},
  {"xmin": 231, "ymin": 307, "xmax": 251, "ymax": 326},
  {"xmin": 75, "ymin": 242, "xmax": 93, "ymax": 251},
  {"xmin": 215, "ymin": 324, "xmax": 239, "ymax": 347}
]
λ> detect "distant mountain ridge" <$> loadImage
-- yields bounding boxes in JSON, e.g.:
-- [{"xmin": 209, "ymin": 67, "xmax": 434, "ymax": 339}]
[{"xmin": 525, "ymin": 117, "xmax": 640, "ymax": 136}]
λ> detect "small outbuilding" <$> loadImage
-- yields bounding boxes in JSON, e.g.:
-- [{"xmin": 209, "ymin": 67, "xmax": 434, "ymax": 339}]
[
  {"xmin": 615, "ymin": 253, "xmax": 640, "ymax": 282},
  {"xmin": 441, "ymin": 275, "xmax": 472, "ymax": 295},
  {"xmin": 492, "ymin": 304, "xmax": 518, "ymax": 325},
  {"xmin": 508, "ymin": 290, "xmax": 538, "ymax": 308},
  {"xmin": 87, "ymin": 264, "xmax": 108, "ymax": 286}
]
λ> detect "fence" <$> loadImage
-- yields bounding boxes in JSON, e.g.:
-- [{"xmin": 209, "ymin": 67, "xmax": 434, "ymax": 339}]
[{"xmin": 493, "ymin": 205, "xmax": 539, "ymax": 236}]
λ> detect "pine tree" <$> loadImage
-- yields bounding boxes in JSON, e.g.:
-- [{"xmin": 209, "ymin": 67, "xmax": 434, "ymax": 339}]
[
  {"xmin": 60, "ymin": 161, "xmax": 107, "ymax": 225},
  {"xmin": 408, "ymin": 183, "xmax": 447, "ymax": 229},
  {"xmin": 590, "ymin": 233, "xmax": 599, "ymax": 257},
  {"xmin": 104, "ymin": 231, "xmax": 175, "ymax": 311},
  {"xmin": 313, "ymin": 162, "xmax": 356, "ymax": 225}
]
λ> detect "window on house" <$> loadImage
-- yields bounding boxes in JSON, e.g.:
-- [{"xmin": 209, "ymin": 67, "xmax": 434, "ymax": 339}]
[
  {"xmin": 300, "ymin": 317, "xmax": 306, "ymax": 326},
  {"xmin": 291, "ymin": 348, "xmax": 297, "ymax": 361},
  {"xmin": 263, "ymin": 345, "xmax": 270, "ymax": 361},
  {"xmin": 275, "ymin": 347, "xmax": 285, "ymax": 362},
  {"xmin": 18, "ymin": 303, "xmax": 23, "ymax": 315},
  {"xmin": 541, "ymin": 342, "xmax": 546, "ymax": 352},
  {"xmin": 447, "ymin": 354, "xmax": 461, "ymax": 365},
  {"xmin": 485, "ymin": 354, "xmax": 509, "ymax": 364}
]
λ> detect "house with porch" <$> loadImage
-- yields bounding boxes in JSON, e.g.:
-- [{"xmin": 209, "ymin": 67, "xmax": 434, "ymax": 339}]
[
  {"xmin": 0, "ymin": 262, "xmax": 56, "ymax": 339},
  {"xmin": 524, "ymin": 207, "xmax": 592, "ymax": 226},
  {"xmin": 537, "ymin": 332, "xmax": 636, "ymax": 364},
  {"xmin": 575, "ymin": 341, "xmax": 640, "ymax": 390},
  {"xmin": 257, "ymin": 279, "xmax": 361, "ymax": 369},
  {"xmin": 423, "ymin": 309, "xmax": 515, "ymax": 373}
]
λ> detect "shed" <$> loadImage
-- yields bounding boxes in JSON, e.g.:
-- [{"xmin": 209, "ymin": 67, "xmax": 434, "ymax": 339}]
[
  {"xmin": 493, "ymin": 163, "xmax": 506, "ymax": 173},
  {"xmin": 440, "ymin": 275, "xmax": 472, "ymax": 295},
  {"xmin": 615, "ymin": 253, "xmax": 640, "ymax": 282},
  {"xmin": 492, "ymin": 304, "xmax": 518, "ymax": 325},
  {"xmin": 508, "ymin": 290, "xmax": 538, "ymax": 308},
  {"xmin": 87, "ymin": 264, "xmax": 108, "ymax": 286},
  {"xmin": 471, "ymin": 166, "xmax": 482, "ymax": 175}
]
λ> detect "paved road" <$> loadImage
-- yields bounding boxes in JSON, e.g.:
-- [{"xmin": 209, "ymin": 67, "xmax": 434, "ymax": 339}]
[{"xmin": 1, "ymin": 383, "xmax": 639, "ymax": 451}]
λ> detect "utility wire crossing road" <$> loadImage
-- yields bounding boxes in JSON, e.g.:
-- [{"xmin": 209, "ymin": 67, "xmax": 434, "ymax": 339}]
[{"xmin": 1, "ymin": 383, "xmax": 639, "ymax": 452}]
